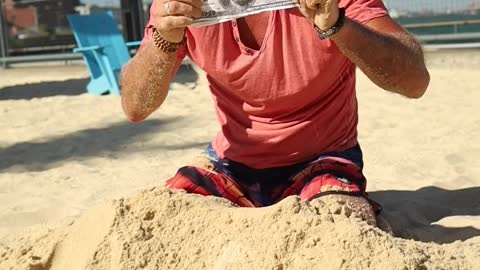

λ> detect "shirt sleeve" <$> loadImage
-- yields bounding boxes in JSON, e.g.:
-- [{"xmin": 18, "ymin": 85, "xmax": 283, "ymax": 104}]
[{"xmin": 339, "ymin": 0, "xmax": 389, "ymax": 24}]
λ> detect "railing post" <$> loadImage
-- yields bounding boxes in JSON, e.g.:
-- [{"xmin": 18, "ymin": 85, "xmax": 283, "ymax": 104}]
[
  {"xmin": 121, "ymin": 0, "xmax": 145, "ymax": 42},
  {"xmin": 0, "ymin": 0, "xmax": 9, "ymax": 68}
]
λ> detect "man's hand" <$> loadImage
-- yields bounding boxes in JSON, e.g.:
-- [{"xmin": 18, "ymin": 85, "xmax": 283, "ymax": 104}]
[
  {"xmin": 294, "ymin": 0, "xmax": 339, "ymax": 30},
  {"xmin": 293, "ymin": 0, "xmax": 429, "ymax": 98},
  {"xmin": 121, "ymin": 0, "xmax": 202, "ymax": 122},
  {"xmin": 150, "ymin": 0, "xmax": 203, "ymax": 42}
]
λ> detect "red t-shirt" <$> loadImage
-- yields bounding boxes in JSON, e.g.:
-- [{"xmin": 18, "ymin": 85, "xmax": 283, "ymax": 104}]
[{"xmin": 142, "ymin": 0, "xmax": 388, "ymax": 168}]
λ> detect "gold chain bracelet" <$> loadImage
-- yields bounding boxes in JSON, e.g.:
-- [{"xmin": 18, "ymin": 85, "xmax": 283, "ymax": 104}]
[{"xmin": 152, "ymin": 27, "xmax": 186, "ymax": 53}]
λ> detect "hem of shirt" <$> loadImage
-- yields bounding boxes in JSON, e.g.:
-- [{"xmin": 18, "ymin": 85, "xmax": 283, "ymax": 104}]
[{"xmin": 211, "ymin": 138, "xmax": 360, "ymax": 170}]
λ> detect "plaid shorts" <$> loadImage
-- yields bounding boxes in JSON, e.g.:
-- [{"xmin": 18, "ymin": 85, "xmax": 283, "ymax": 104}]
[{"xmin": 166, "ymin": 144, "xmax": 381, "ymax": 214}]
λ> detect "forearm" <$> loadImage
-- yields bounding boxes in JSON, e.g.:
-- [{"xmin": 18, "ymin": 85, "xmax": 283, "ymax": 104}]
[
  {"xmin": 121, "ymin": 39, "xmax": 178, "ymax": 122},
  {"xmin": 331, "ymin": 19, "xmax": 430, "ymax": 98}
]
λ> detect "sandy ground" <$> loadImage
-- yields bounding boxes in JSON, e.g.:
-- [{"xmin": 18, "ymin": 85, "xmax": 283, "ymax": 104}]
[{"xmin": 0, "ymin": 50, "xmax": 479, "ymax": 269}]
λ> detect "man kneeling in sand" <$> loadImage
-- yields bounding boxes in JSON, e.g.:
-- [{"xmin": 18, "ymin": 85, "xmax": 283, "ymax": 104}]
[{"xmin": 120, "ymin": 0, "xmax": 429, "ymax": 225}]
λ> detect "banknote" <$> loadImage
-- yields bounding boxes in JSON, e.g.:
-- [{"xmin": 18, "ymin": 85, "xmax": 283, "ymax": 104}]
[{"xmin": 192, "ymin": 0, "xmax": 297, "ymax": 27}]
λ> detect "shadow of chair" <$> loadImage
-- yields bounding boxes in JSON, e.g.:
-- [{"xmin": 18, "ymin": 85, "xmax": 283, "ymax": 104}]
[
  {"xmin": 370, "ymin": 186, "xmax": 480, "ymax": 244},
  {"xmin": 67, "ymin": 12, "xmax": 141, "ymax": 95}
]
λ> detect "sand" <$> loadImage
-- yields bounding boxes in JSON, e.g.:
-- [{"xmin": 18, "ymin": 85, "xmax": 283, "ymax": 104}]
[
  {"xmin": 2, "ymin": 188, "xmax": 480, "ymax": 270},
  {"xmin": 0, "ymin": 50, "xmax": 479, "ymax": 269}
]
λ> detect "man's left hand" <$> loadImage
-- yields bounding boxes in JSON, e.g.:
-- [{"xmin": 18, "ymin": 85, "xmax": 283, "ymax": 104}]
[{"xmin": 294, "ymin": 0, "xmax": 339, "ymax": 30}]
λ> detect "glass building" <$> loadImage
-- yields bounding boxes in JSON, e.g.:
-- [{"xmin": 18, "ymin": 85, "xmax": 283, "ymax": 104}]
[{"xmin": 0, "ymin": 0, "xmax": 151, "ymax": 62}]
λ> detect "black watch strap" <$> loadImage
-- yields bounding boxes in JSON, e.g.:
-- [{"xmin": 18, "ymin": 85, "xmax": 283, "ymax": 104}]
[{"xmin": 314, "ymin": 8, "xmax": 346, "ymax": 40}]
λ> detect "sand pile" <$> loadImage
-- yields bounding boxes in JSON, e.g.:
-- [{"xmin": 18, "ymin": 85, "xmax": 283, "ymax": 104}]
[{"xmin": 1, "ymin": 188, "xmax": 479, "ymax": 270}]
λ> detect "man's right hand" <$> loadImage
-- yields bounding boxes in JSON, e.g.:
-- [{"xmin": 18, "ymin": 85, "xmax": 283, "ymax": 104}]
[{"xmin": 150, "ymin": 0, "xmax": 203, "ymax": 43}]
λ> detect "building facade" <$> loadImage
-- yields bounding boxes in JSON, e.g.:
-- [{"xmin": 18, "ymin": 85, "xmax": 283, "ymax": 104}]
[{"xmin": 0, "ymin": 0, "xmax": 146, "ymax": 57}]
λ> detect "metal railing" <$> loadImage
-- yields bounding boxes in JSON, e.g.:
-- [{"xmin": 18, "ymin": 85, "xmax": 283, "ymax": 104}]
[
  {"xmin": 403, "ymin": 19, "xmax": 480, "ymax": 29},
  {"xmin": 403, "ymin": 19, "xmax": 480, "ymax": 44},
  {"xmin": 1, "ymin": 5, "xmax": 480, "ymax": 67},
  {"xmin": 406, "ymin": 19, "xmax": 480, "ymax": 49}
]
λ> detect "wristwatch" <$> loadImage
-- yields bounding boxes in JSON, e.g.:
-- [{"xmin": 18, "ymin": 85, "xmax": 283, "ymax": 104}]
[{"xmin": 314, "ymin": 8, "xmax": 346, "ymax": 40}]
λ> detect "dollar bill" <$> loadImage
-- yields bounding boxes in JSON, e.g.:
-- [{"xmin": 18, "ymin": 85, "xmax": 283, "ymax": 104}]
[{"xmin": 192, "ymin": 0, "xmax": 297, "ymax": 27}]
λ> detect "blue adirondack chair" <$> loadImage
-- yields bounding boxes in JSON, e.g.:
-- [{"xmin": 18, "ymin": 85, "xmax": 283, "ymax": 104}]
[{"xmin": 67, "ymin": 12, "xmax": 141, "ymax": 95}]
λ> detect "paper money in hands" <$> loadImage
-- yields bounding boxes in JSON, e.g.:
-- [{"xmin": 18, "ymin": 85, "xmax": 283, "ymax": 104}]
[{"xmin": 192, "ymin": 0, "xmax": 297, "ymax": 27}]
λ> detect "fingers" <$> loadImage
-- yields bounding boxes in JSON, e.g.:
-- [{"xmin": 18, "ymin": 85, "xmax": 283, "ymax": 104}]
[
  {"xmin": 294, "ymin": 0, "xmax": 314, "ymax": 23},
  {"xmin": 150, "ymin": 0, "xmax": 202, "ymax": 32},
  {"xmin": 305, "ymin": 0, "xmax": 321, "ymax": 10},
  {"xmin": 155, "ymin": 16, "xmax": 194, "ymax": 31},
  {"xmin": 294, "ymin": 0, "xmax": 309, "ymax": 10},
  {"xmin": 293, "ymin": 0, "xmax": 307, "ymax": 13},
  {"xmin": 175, "ymin": 0, "xmax": 203, "ymax": 10},
  {"xmin": 149, "ymin": 0, "xmax": 200, "ymax": 42},
  {"xmin": 152, "ymin": 0, "xmax": 203, "ymax": 18},
  {"xmin": 166, "ymin": 1, "xmax": 203, "ymax": 18}
]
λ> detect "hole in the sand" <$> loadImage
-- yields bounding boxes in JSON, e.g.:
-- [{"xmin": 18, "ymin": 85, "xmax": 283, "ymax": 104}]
[
  {"xmin": 343, "ymin": 206, "xmax": 353, "ymax": 218},
  {"xmin": 143, "ymin": 211, "xmax": 156, "ymax": 221}
]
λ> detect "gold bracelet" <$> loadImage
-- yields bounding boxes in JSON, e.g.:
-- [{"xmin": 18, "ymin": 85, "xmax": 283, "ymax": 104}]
[{"xmin": 152, "ymin": 28, "xmax": 186, "ymax": 53}]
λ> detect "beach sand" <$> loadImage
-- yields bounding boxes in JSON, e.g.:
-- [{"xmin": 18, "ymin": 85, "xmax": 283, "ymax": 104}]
[{"xmin": 0, "ymin": 50, "xmax": 479, "ymax": 269}]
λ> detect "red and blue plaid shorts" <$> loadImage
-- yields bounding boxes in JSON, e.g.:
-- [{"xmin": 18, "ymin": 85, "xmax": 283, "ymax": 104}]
[{"xmin": 165, "ymin": 144, "xmax": 381, "ymax": 214}]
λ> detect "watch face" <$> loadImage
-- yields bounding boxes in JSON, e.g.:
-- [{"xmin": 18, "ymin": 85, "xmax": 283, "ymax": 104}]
[{"xmin": 217, "ymin": 0, "xmax": 256, "ymax": 12}]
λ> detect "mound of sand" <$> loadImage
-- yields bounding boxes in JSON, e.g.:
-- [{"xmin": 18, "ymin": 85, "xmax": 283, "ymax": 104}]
[
  {"xmin": 1, "ymin": 59, "xmax": 479, "ymax": 269},
  {"xmin": 1, "ymin": 188, "xmax": 479, "ymax": 270}
]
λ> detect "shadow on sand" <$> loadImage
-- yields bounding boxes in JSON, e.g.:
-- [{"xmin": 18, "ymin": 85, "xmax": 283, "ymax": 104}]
[
  {"xmin": 371, "ymin": 186, "xmax": 480, "ymax": 244},
  {"xmin": 0, "ymin": 63, "xmax": 200, "ymax": 100},
  {"xmin": 0, "ymin": 79, "xmax": 88, "ymax": 100},
  {"xmin": 0, "ymin": 117, "xmax": 207, "ymax": 173},
  {"xmin": 173, "ymin": 63, "xmax": 199, "ymax": 86}
]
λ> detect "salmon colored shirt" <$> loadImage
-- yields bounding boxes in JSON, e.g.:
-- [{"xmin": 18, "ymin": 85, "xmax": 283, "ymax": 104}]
[{"xmin": 142, "ymin": 0, "xmax": 388, "ymax": 169}]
